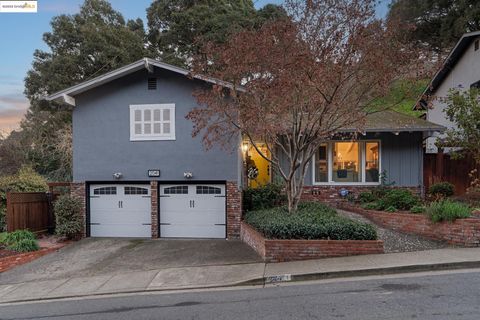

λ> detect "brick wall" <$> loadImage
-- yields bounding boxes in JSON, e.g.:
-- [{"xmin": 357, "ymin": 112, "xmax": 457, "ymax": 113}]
[
  {"xmin": 241, "ymin": 222, "xmax": 384, "ymax": 262},
  {"xmin": 301, "ymin": 185, "xmax": 422, "ymax": 203},
  {"xmin": 151, "ymin": 181, "xmax": 159, "ymax": 239},
  {"xmin": 226, "ymin": 181, "xmax": 242, "ymax": 239},
  {"xmin": 341, "ymin": 204, "xmax": 480, "ymax": 247},
  {"xmin": 70, "ymin": 182, "xmax": 86, "ymax": 238}
]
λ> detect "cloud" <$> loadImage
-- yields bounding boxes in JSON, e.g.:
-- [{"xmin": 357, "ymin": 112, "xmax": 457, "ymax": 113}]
[{"xmin": 0, "ymin": 95, "xmax": 29, "ymax": 134}]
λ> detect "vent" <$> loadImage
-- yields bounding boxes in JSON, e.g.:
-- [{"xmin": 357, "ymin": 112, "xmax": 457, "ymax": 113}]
[{"xmin": 148, "ymin": 78, "xmax": 157, "ymax": 90}]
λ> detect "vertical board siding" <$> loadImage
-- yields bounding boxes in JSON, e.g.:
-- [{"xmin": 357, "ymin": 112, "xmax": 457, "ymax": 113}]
[{"xmin": 6, "ymin": 192, "xmax": 50, "ymax": 233}]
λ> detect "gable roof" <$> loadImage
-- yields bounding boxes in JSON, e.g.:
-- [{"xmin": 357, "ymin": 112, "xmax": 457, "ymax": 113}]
[
  {"xmin": 341, "ymin": 110, "xmax": 445, "ymax": 133},
  {"xmin": 45, "ymin": 58, "xmax": 238, "ymax": 106},
  {"xmin": 414, "ymin": 31, "xmax": 480, "ymax": 110}
]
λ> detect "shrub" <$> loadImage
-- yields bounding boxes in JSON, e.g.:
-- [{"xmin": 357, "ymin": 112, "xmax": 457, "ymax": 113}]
[
  {"xmin": 377, "ymin": 189, "xmax": 419, "ymax": 211},
  {"xmin": 429, "ymin": 182, "xmax": 455, "ymax": 198},
  {"xmin": 0, "ymin": 166, "xmax": 48, "ymax": 232},
  {"xmin": 0, "ymin": 232, "xmax": 7, "ymax": 244},
  {"xmin": 244, "ymin": 202, "xmax": 377, "ymax": 240},
  {"xmin": 410, "ymin": 205, "xmax": 426, "ymax": 214},
  {"xmin": 358, "ymin": 192, "xmax": 376, "ymax": 203},
  {"xmin": 54, "ymin": 195, "xmax": 83, "ymax": 238},
  {"xmin": 243, "ymin": 183, "xmax": 286, "ymax": 211},
  {"xmin": 427, "ymin": 200, "xmax": 471, "ymax": 223},
  {"xmin": 2, "ymin": 229, "xmax": 36, "ymax": 245},
  {"xmin": 385, "ymin": 206, "xmax": 397, "ymax": 212},
  {"xmin": 361, "ymin": 202, "xmax": 381, "ymax": 210},
  {"xmin": 8, "ymin": 239, "xmax": 39, "ymax": 252}
]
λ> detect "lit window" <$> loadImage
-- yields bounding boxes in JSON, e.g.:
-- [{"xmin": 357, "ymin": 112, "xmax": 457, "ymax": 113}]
[
  {"xmin": 333, "ymin": 142, "xmax": 361, "ymax": 183},
  {"xmin": 130, "ymin": 104, "xmax": 175, "ymax": 141}
]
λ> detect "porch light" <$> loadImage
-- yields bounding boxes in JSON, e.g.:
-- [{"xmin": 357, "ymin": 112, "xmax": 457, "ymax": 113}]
[{"xmin": 242, "ymin": 142, "xmax": 249, "ymax": 153}]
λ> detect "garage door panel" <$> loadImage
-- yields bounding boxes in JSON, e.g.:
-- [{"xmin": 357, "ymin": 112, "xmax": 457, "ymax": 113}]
[
  {"xmin": 90, "ymin": 211, "xmax": 150, "ymax": 225},
  {"xmin": 160, "ymin": 210, "xmax": 225, "ymax": 225},
  {"xmin": 160, "ymin": 225, "xmax": 225, "ymax": 239},
  {"xmin": 91, "ymin": 224, "xmax": 151, "ymax": 238}
]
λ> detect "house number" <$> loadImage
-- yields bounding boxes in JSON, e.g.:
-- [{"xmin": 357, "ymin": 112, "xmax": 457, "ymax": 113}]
[{"xmin": 148, "ymin": 169, "xmax": 160, "ymax": 177}]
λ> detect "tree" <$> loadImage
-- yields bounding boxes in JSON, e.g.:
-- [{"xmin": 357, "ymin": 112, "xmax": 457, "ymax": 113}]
[
  {"xmin": 439, "ymin": 89, "xmax": 480, "ymax": 188},
  {"xmin": 19, "ymin": 0, "xmax": 148, "ymax": 180},
  {"xmin": 187, "ymin": 0, "xmax": 424, "ymax": 212},
  {"xmin": 146, "ymin": 0, "xmax": 286, "ymax": 67},
  {"xmin": 388, "ymin": 0, "xmax": 480, "ymax": 53}
]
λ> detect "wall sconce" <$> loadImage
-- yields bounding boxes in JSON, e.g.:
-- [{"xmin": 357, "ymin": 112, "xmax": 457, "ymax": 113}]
[
  {"xmin": 242, "ymin": 142, "xmax": 249, "ymax": 153},
  {"xmin": 113, "ymin": 172, "xmax": 123, "ymax": 179},
  {"xmin": 184, "ymin": 171, "xmax": 193, "ymax": 179}
]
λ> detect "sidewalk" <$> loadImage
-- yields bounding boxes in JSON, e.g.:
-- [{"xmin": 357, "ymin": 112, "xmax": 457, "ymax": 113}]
[{"xmin": 1, "ymin": 247, "xmax": 480, "ymax": 304}]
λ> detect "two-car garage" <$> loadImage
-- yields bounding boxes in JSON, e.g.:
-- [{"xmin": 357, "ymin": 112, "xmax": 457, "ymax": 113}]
[{"xmin": 88, "ymin": 183, "xmax": 226, "ymax": 239}]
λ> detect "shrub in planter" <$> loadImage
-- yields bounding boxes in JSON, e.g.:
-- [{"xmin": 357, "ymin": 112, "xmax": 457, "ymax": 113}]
[
  {"xmin": 410, "ymin": 205, "xmax": 426, "ymax": 214},
  {"xmin": 54, "ymin": 195, "xmax": 83, "ymax": 238},
  {"xmin": 8, "ymin": 239, "xmax": 39, "ymax": 252},
  {"xmin": 243, "ymin": 183, "xmax": 286, "ymax": 211},
  {"xmin": 2, "ymin": 229, "xmax": 36, "ymax": 245},
  {"xmin": 358, "ymin": 192, "xmax": 376, "ymax": 203},
  {"xmin": 429, "ymin": 182, "xmax": 455, "ymax": 199},
  {"xmin": 361, "ymin": 202, "xmax": 381, "ymax": 210},
  {"xmin": 1, "ymin": 230, "xmax": 39, "ymax": 252},
  {"xmin": 377, "ymin": 189, "xmax": 419, "ymax": 211},
  {"xmin": 427, "ymin": 200, "xmax": 471, "ymax": 222},
  {"xmin": 385, "ymin": 206, "xmax": 397, "ymax": 212}
]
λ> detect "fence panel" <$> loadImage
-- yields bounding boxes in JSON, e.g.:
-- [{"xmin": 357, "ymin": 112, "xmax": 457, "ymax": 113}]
[{"xmin": 6, "ymin": 192, "xmax": 50, "ymax": 233}]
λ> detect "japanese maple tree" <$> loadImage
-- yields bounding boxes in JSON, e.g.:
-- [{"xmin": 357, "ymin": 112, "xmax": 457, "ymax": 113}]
[{"xmin": 187, "ymin": 0, "xmax": 424, "ymax": 212}]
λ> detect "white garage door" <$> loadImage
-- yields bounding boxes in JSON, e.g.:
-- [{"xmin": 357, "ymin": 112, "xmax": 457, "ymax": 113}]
[
  {"xmin": 159, "ymin": 184, "xmax": 226, "ymax": 238},
  {"xmin": 89, "ymin": 184, "xmax": 151, "ymax": 237}
]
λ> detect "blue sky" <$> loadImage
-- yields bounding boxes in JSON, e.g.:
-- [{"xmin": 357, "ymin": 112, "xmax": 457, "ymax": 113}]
[{"xmin": 0, "ymin": 0, "xmax": 390, "ymax": 134}]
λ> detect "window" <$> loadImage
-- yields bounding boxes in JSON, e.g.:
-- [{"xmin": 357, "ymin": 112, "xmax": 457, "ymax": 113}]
[
  {"xmin": 313, "ymin": 141, "xmax": 381, "ymax": 185},
  {"xmin": 164, "ymin": 186, "xmax": 188, "ymax": 194},
  {"xmin": 196, "ymin": 186, "xmax": 221, "ymax": 194},
  {"xmin": 93, "ymin": 187, "xmax": 117, "ymax": 195},
  {"xmin": 130, "ymin": 104, "xmax": 175, "ymax": 141},
  {"xmin": 124, "ymin": 186, "xmax": 148, "ymax": 195}
]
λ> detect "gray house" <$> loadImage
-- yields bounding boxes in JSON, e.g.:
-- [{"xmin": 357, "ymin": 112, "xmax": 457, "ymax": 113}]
[{"xmin": 47, "ymin": 58, "xmax": 444, "ymax": 239}]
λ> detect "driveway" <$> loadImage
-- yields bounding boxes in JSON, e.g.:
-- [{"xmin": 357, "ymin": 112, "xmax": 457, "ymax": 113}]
[{"xmin": 0, "ymin": 238, "xmax": 262, "ymax": 284}]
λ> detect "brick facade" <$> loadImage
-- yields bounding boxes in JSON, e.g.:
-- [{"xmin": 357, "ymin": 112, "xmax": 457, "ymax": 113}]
[
  {"xmin": 241, "ymin": 222, "xmax": 384, "ymax": 262},
  {"xmin": 341, "ymin": 204, "xmax": 480, "ymax": 247},
  {"xmin": 301, "ymin": 185, "xmax": 422, "ymax": 203},
  {"xmin": 150, "ymin": 181, "xmax": 159, "ymax": 239},
  {"xmin": 226, "ymin": 181, "xmax": 242, "ymax": 239},
  {"xmin": 70, "ymin": 182, "xmax": 87, "ymax": 238}
]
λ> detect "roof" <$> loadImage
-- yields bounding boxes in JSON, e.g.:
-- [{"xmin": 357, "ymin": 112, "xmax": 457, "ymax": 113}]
[
  {"xmin": 340, "ymin": 110, "xmax": 445, "ymax": 133},
  {"xmin": 414, "ymin": 31, "xmax": 480, "ymax": 110},
  {"xmin": 45, "ymin": 58, "xmax": 239, "ymax": 106}
]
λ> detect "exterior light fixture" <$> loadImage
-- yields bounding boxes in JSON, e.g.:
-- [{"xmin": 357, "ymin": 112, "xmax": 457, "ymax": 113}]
[
  {"xmin": 184, "ymin": 171, "xmax": 193, "ymax": 179},
  {"xmin": 242, "ymin": 142, "xmax": 249, "ymax": 153},
  {"xmin": 113, "ymin": 172, "xmax": 123, "ymax": 179}
]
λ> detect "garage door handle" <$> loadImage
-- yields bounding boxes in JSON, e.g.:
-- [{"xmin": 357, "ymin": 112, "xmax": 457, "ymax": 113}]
[
  {"xmin": 90, "ymin": 196, "xmax": 100, "ymax": 198},
  {"xmin": 142, "ymin": 223, "xmax": 151, "ymax": 225},
  {"xmin": 214, "ymin": 224, "xmax": 226, "ymax": 226},
  {"xmin": 159, "ymin": 223, "xmax": 171, "ymax": 225},
  {"xmin": 214, "ymin": 195, "xmax": 226, "ymax": 198},
  {"xmin": 90, "ymin": 223, "xmax": 100, "ymax": 225},
  {"xmin": 142, "ymin": 196, "xmax": 151, "ymax": 198}
]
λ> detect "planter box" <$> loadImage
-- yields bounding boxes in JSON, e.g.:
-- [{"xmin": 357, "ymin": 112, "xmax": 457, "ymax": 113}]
[
  {"xmin": 240, "ymin": 221, "xmax": 384, "ymax": 263},
  {"xmin": 340, "ymin": 204, "xmax": 480, "ymax": 247}
]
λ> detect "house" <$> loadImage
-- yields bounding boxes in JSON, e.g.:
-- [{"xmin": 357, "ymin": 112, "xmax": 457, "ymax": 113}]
[
  {"xmin": 47, "ymin": 58, "xmax": 444, "ymax": 239},
  {"xmin": 415, "ymin": 31, "xmax": 480, "ymax": 193}
]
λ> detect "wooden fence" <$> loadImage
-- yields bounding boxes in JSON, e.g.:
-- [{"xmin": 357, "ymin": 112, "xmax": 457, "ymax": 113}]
[
  {"xmin": 424, "ymin": 153, "xmax": 480, "ymax": 195},
  {"xmin": 6, "ymin": 192, "xmax": 52, "ymax": 233}
]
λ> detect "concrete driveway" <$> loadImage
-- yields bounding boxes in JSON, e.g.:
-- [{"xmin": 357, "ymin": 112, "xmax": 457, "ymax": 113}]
[{"xmin": 0, "ymin": 238, "xmax": 262, "ymax": 284}]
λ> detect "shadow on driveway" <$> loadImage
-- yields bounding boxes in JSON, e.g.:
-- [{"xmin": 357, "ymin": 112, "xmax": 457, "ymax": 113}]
[{"xmin": 0, "ymin": 238, "xmax": 262, "ymax": 284}]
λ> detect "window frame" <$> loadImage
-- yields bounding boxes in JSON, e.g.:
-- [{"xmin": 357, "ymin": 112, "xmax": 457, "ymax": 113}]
[
  {"xmin": 129, "ymin": 104, "xmax": 176, "ymax": 141},
  {"xmin": 312, "ymin": 140, "xmax": 381, "ymax": 186}
]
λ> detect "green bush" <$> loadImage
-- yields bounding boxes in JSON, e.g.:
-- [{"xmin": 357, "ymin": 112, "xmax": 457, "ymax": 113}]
[
  {"xmin": 427, "ymin": 200, "xmax": 471, "ymax": 223},
  {"xmin": 385, "ymin": 206, "xmax": 397, "ymax": 212},
  {"xmin": 2, "ymin": 230, "xmax": 36, "ymax": 245},
  {"xmin": 377, "ymin": 189, "xmax": 419, "ymax": 211},
  {"xmin": 410, "ymin": 205, "xmax": 426, "ymax": 214},
  {"xmin": 54, "ymin": 195, "xmax": 83, "ymax": 238},
  {"xmin": 358, "ymin": 192, "xmax": 376, "ymax": 203},
  {"xmin": 0, "ymin": 166, "xmax": 48, "ymax": 232},
  {"xmin": 243, "ymin": 183, "xmax": 286, "ymax": 211},
  {"xmin": 8, "ymin": 239, "xmax": 39, "ymax": 252},
  {"xmin": 429, "ymin": 182, "xmax": 455, "ymax": 198},
  {"xmin": 0, "ymin": 232, "xmax": 7, "ymax": 244},
  {"xmin": 244, "ymin": 202, "xmax": 377, "ymax": 240},
  {"xmin": 361, "ymin": 202, "xmax": 381, "ymax": 210}
]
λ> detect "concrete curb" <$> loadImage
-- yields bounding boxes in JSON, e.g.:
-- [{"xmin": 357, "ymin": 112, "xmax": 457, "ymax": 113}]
[{"xmin": 2, "ymin": 260, "xmax": 480, "ymax": 305}]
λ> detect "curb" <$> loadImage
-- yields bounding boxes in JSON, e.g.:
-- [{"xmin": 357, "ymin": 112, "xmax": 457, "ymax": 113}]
[{"xmin": 2, "ymin": 260, "xmax": 480, "ymax": 304}]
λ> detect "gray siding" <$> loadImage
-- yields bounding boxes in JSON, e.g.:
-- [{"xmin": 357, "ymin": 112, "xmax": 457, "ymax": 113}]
[
  {"xmin": 278, "ymin": 132, "xmax": 423, "ymax": 187},
  {"xmin": 73, "ymin": 69, "xmax": 240, "ymax": 183}
]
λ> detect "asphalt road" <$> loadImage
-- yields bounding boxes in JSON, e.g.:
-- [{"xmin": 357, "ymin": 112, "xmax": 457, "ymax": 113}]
[{"xmin": 2, "ymin": 269, "xmax": 480, "ymax": 320}]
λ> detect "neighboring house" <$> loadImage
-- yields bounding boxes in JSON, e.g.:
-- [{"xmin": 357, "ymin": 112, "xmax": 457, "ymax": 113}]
[
  {"xmin": 47, "ymin": 58, "xmax": 443, "ymax": 239},
  {"xmin": 416, "ymin": 31, "xmax": 480, "ymax": 153},
  {"xmin": 415, "ymin": 31, "xmax": 480, "ymax": 193}
]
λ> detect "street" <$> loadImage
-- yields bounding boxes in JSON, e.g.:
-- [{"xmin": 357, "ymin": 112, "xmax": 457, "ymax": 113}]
[{"xmin": 2, "ymin": 269, "xmax": 480, "ymax": 320}]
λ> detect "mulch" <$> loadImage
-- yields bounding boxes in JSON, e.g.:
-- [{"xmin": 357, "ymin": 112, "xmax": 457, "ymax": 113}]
[{"xmin": 0, "ymin": 235, "xmax": 70, "ymax": 273}]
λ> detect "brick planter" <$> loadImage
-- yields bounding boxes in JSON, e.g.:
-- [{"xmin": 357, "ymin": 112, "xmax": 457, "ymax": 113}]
[
  {"xmin": 240, "ymin": 221, "xmax": 384, "ymax": 262},
  {"xmin": 340, "ymin": 204, "xmax": 480, "ymax": 247}
]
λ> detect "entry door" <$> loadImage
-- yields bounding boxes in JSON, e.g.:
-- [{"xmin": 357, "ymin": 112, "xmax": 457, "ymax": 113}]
[
  {"xmin": 159, "ymin": 184, "xmax": 226, "ymax": 238},
  {"xmin": 89, "ymin": 184, "xmax": 151, "ymax": 237}
]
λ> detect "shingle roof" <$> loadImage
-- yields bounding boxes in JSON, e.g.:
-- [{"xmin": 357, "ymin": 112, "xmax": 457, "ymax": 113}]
[{"xmin": 340, "ymin": 110, "xmax": 445, "ymax": 133}]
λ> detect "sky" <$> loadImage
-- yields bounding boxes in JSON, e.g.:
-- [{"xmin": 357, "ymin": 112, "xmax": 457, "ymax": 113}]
[{"xmin": 0, "ymin": 0, "xmax": 391, "ymax": 134}]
